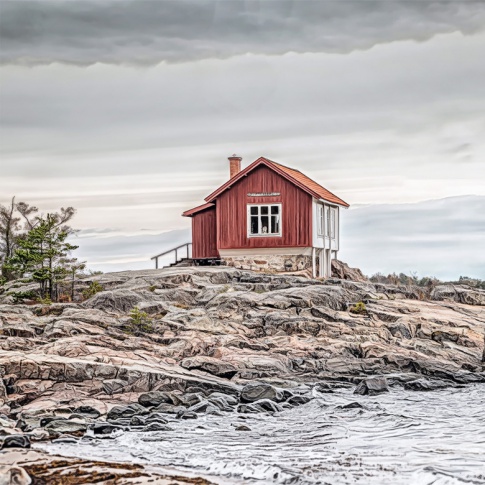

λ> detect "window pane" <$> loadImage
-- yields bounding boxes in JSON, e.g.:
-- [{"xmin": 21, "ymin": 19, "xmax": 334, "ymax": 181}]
[
  {"xmin": 261, "ymin": 216, "xmax": 269, "ymax": 233},
  {"xmin": 250, "ymin": 206, "xmax": 258, "ymax": 215},
  {"xmin": 271, "ymin": 206, "xmax": 279, "ymax": 215},
  {"xmin": 251, "ymin": 216, "xmax": 259, "ymax": 234},
  {"xmin": 271, "ymin": 215, "xmax": 279, "ymax": 234},
  {"xmin": 261, "ymin": 206, "xmax": 269, "ymax": 215}
]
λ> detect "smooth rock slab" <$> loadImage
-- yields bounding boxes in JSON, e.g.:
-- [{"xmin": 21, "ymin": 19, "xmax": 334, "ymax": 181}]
[
  {"xmin": 44, "ymin": 420, "xmax": 88, "ymax": 434},
  {"xmin": 180, "ymin": 356, "xmax": 238, "ymax": 379},
  {"xmin": 403, "ymin": 379, "xmax": 452, "ymax": 391}
]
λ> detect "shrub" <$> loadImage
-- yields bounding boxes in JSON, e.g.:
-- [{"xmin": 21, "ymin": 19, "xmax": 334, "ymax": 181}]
[
  {"xmin": 9, "ymin": 289, "xmax": 38, "ymax": 303},
  {"xmin": 349, "ymin": 301, "xmax": 367, "ymax": 315},
  {"xmin": 82, "ymin": 281, "xmax": 104, "ymax": 300},
  {"xmin": 128, "ymin": 306, "xmax": 153, "ymax": 334},
  {"xmin": 36, "ymin": 296, "xmax": 52, "ymax": 306}
]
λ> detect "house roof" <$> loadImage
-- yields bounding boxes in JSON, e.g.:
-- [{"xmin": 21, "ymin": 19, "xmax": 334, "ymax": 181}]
[
  {"xmin": 182, "ymin": 202, "xmax": 215, "ymax": 217},
  {"xmin": 204, "ymin": 156, "xmax": 349, "ymax": 207}
]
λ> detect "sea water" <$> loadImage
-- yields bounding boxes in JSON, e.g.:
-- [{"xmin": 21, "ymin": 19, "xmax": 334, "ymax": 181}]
[{"xmin": 42, "ymin": 384, "xmax": 485, "ymax": 484}]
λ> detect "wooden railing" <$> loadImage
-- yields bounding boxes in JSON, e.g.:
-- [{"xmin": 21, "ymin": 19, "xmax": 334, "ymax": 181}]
[{"xmin": 151, "ymin": 242, "xmax": 192, "ymax": 269}]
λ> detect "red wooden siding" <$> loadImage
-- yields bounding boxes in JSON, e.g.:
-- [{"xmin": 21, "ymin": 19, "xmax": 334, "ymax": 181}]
[
  {"xmin": 192, "ymin": 206, "xmax": 218, "ymax": 258},
  {"xmin": 216, "ymin": 165, "xmax": 312, "ymax": 249}
]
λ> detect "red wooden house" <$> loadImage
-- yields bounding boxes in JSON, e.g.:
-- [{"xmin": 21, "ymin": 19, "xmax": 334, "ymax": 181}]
[{"xmin": 183, "ymin": 156, "xmax": 349, "ymax": 277}]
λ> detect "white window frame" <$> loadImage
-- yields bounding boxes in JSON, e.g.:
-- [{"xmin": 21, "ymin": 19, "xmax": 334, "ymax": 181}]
[
  {"xmin": 247, "ymin": 203, "xmax": 282, "ymax": 237},
  {"xmin": 327, "ymin": 207, "xmax": 336, "ymax": 239},
  {"xmin": 317, "ymin": 204, "xmax": 324, "ymax": 236}
]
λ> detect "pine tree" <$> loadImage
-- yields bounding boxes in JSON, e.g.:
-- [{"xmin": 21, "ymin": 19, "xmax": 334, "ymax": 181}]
[
  {"xmin": 0, "ymin": 197, "xmax": 22, "ymax": 281},
  {"xmin": 6, "ymin": 213, "xmax": 80, "ymax": 300}
]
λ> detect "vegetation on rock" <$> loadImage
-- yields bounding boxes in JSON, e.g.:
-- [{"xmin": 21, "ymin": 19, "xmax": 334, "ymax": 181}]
[
  {"xmin": 0, "ymin": 198, "xmax": 87, "ymax": 302},
  {"xmin": 127, "ymin": 306, "xmax": 154, "ymax": 334},
  {"xmin": 369, "ymin": 271, "xmax": 485, "ymax": 290},
  {"xmin": 349, "ymin": 301, "xmax": 367, "ymax": 315},
  {"xmin": 82, "ymin": 281, "xmax": 104, "ymax": 300}
]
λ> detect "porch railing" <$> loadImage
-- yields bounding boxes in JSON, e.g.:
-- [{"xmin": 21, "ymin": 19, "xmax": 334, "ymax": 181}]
[{"xmin": 151, "ymin": 242, "xmax": 192, "ymax": 269}]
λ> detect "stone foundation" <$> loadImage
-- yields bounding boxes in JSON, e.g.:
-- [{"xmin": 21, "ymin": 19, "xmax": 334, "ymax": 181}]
[{"xmin": 223, "ymin": 254, "xmax": 312, "ymax": 273}]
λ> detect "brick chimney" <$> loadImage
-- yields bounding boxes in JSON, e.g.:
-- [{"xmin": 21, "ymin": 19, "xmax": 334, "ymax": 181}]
[{"xmin": 228, "ymin": 154, "xmax": 242, "ymax": 179}]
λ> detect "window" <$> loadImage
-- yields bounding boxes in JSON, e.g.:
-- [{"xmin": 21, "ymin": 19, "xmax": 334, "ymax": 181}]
[
  {"xmin": 327, "ymin": 208, "xmax": 336, "ymax": 239},
  {"xmin": 248, "ymin": 204, "xmax": 281, "ymax": 237},
  {"xmin": 317, "ymin": 205, "xmax": 324, "ymax": 236}
]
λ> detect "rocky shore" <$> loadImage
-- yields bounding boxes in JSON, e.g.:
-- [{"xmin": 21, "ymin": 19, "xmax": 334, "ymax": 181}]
[
  {"xmin": 1, "ymin": 264, "xmax": 484, "ymax": 482},
  {"xmin": 0, "ymin": 449, "xmax": 216, "ymax": 484}
]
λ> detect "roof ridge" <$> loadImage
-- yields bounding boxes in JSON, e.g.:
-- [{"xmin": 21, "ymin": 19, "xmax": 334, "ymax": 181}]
[
  {"xmin": 268, "ymin": 160, "xmax": 303, "ymax": 174},
  {"xmin": 203, "ymin": 156, "xmax": 349, "ymax": 207}
]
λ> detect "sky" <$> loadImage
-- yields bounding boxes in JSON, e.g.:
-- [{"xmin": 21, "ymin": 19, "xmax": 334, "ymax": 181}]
[{"xmin": 1, "ymin": 0, "xmax": 484, "ymax": 279}]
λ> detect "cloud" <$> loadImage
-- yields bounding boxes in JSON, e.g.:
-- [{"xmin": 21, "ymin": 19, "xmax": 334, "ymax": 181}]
[
  {"xmin": 340, "ymin": 195, "xmax": 485, "ymax": 280},
  {"xmin": 72, "ymin": 227, "xmax": 191, "ymax": 271},
  {"xmin": 1, "ymin": 0, "xmax": 485, "ymax": 66},
  {"xmin": 70, "ymin": 195, "xmax": 485, "ymax": 280},
  {"xmin": 1, "ymin": 29, "xmax": 484, "ymax": 217}
]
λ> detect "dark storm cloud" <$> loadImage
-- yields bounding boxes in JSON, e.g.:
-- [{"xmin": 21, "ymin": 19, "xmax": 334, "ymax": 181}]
[{"xmin": 1, "ymin": 0, "xmax": 485, "ymax": 66}]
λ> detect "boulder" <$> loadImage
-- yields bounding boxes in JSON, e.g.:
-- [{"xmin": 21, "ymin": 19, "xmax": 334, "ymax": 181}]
[
  {"xmin": 354, "ymin": 377, "xmax": 389, "ymax": 396},
  {"xmin": 235, "ymin": 425, "xmax": 251, "ymax": 431},
  {"xmin": 138, "ymin": 391, "xmax": 172, "ymax": 408},
  {"xmin": 129, "ymin": 415, "xmax": 146, "ymax": 426},
  {"xmin": 188, "ymin": 400, "xmax": 219, "ymax": 414},
  {"xmin": 89, "ymin": 422, "xmax": 125, "ymax": 435},
  {"xmin": 207, "ymin": 396, "xmax": 235, "ymax": 411},
  {"xmin": 240, "ymin": 382, "xmax": 279, "ymax": 403},
  {"xmin": 0, "ymin": 466, "xmax": 32, "ymax": 484},
  {"xmin": 331, "ymin": 260, "xmax": 368, "ymax": 282},
  {"xmin": 208, "ymin": 392, "xmax": 238, "ymax": 407},
  {"xmin": 177, "ymin": 410, "xmax": 198, "ymax": 419},
  {"xmin": 237, "ymin": 399, "xmax": 283, "ymax": 414},
  {"xmin": 44, "ymin": 420, "xmax": 88, "ymax": 434},
  {"xmin": 72, "ymin": 405, "xmax": 101, "ymax": 418},
  {"xmin": 102, "ymin": 379, "xmax": 129, "ymax": 395},
  {"xmin": 143, "ymin": 422, "xmax": 172, "ymax": 432},
  {"xmin": 153, "ymin": 403, "xmax": 185, "ymax": 415},
  {"xmin": 287, "ymin": 395, "xmax": 313, "ymax": 406},
  {"xmin": 251, "ymin": 399, "xmax": 283, "ymax": 413},
  {"xmin": 107, "ymin": 404, "xmax": 149, "ymax": 421},
  {"xmin": 1, "ymin": 434, "xmax": 31, "ymax": 449},
  {"xmin": 144, "ymin": 413, "xmax": 169, "ymax": 425}
]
